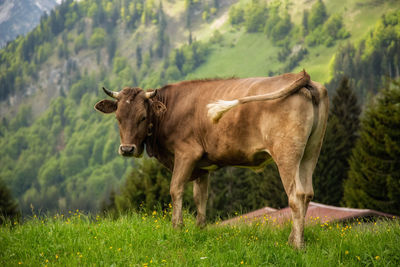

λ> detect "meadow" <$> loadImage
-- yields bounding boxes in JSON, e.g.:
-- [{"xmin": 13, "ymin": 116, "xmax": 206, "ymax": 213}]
[{"xmin": 1, "ymin": 210, "xmax": 399, "ymax": 266}]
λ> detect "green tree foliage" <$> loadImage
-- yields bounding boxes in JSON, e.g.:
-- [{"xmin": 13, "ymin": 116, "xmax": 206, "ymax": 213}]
[
  {"xmin": 115, "ymin": 158, "xmax": 175, "ymax": 212},
  {"xmin": 0, "ymin": 0, "xmax": 164, "ymax": 101},
  {"xmin": 136, "ymin": 46, "xmax": 142, "ymax": 68},
  {"xmin": 109, "ymin": 158, "xmax": 287, "ymax": 221},
  {"xmin": 89, "ymin": 28, "xmax": 106, "ymax": 48},
  {"xmin": 0, "ymin": 178, "xmax": 20, "ymax": 224},
  {"xmin": 106, "ymin": 36, "xmax": 117, "ymax": 63},
  {"xmin": 228, "ymin": 5, "xmax": 244, "ymax": 26},
  {"xmin": 228, "ymin": 1, "xmax": 294, "ymax": 45},
  {"xmin": 264, "ymin": 8, "xmax": 292, "ymax": 44},
  {"xmin": 313, "ymin": 77, "xmax": 360, "ymax": 206},
  {"xmin": 155, "ymin": 2, "xmax": 168, "ymax": 58},
  {"xmin": 74, "ymin": 33, "xmax": 87, "ymax": 54},
  {"xmin": 308, "ymin": 0, "xmax": 327, "ymax": 31},
  {"xmin": 343, "ymin": 80, "xmax": 400, "ymax": 214},
  {"xmin": 156, "ymin": 41, "xmax": 208, "ymax": 85},
  {"xmin": 328, "ymin": 11, "xmax": 400, "ymax": 101},
  {"xmin": 305, "ymin": 1, "xmax": 349, "ymax": 47},
  {"xmin": 208, "ymin": 164, "xmax": 287, "ymax": 220},
  {"xmin": 0, "ymin": 0, "xmax": 212, "ymax": 215},
  {"xmin": 302, "ymin": 10, "xmax": 309, "ymax": 36},
  {"xmin": 243, "ymin": 0, "xmax": 268, "ymax": 33}
]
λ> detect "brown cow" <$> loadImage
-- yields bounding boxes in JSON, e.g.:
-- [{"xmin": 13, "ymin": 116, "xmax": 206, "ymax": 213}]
[{"xmin": 94, "ymin": 70, "xmax": 328, "ymax": 249}]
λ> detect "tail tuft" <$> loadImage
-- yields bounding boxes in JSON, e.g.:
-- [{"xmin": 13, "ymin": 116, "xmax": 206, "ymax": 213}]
[{"xmin": 207, "ymin": 99, "xmax": 239, "ymax": 123}]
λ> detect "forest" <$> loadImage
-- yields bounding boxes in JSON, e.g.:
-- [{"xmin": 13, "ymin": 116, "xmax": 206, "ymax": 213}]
[{"xmin": 0, "ymin": 0, "xmax": 400, "ymax": 223}]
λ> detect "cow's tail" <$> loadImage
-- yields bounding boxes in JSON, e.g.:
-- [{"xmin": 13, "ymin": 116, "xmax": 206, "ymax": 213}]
[{"xmin": 207, "ymin": 70, "xmax": 310, "ymax": 123}]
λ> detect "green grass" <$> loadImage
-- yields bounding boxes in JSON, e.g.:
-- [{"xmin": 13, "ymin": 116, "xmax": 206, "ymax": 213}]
[
  {"xmin": 189, "ymin": 29, "xmax": 334, "ymax": 83},
  {"xmin": 1, "ymin": 210, "xmax": 399, "ymax": 266},
  {"xmin": 188, "ymin": 30, "xmax": 285, "ymax": 80},
  {"xmin": 293, "ymin": 44, "xmax": 337, "ymax": 83}
]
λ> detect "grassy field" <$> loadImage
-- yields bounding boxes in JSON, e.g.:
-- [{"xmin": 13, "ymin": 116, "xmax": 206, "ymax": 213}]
[{"xmin": 1, "ymin": 210, "xmax": 399, "ymax": 266}]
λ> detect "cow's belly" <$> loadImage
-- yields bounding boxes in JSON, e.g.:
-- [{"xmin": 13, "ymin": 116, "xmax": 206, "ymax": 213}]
[{"xmin": 197, "ymin": 149, "xmax": 273, "ymax": 172}]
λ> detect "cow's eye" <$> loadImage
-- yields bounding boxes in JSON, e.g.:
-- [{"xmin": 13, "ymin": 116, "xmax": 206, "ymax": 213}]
[{"xmin": 140, "ymin": 116, "xmax": 146, "ymax": 122}]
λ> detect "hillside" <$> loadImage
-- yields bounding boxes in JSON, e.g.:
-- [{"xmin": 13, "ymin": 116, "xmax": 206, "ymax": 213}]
[
  {"xmin": 189, "ymin": 0, "xmax": 399, "ymax": 83},
  {"xmin": 0, "ymin": 0, "xmax": 60, "ymax": 48},
  {"xmin": 0, "ymin": 0, "xmax": 400, "ymax": 215}
]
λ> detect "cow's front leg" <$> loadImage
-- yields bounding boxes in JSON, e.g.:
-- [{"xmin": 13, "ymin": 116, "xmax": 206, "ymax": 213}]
[
  {"xmin": 193, "ymin": 174, "xmax": 209, "ymax": 228},
  {"xmin": 170, "ymin": 154, "xmax": 198, "ymax": 228}
]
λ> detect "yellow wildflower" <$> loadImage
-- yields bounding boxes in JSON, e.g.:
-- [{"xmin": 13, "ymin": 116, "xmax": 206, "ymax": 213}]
[
  {"xmin": 345, "ymin": 251, "xmax": 349, "ymax": 255},
  {"xmin": 375, "ymin": 256, "xmax": 380, "ymax": 260},
  {"xmin": 241, "ymin": 260, "xmax": 244, "ymax": 264}
]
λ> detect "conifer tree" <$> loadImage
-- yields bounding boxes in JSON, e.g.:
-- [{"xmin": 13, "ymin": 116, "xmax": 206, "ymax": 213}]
[
  {"xmin": 114, "ymin": 158, "xmax": 194, "ymax": 213},
  {"xmin": 313, "ymin": 77, "xmax": 360, "ymax": 205},
  {"xmin": 208, "ymin": 164, "xmax": 287, "ymax": 220},
  {"xmin": 0, "ymin": 178, "xmax": 20, "ymax": 224},
  {"xmin": 343, "ymin": 80, "xmax": 400, "ymax": 214},
  {"xmin": 308, "ymin": 0, "xmax": 327, "ymax": 31},
  {"xmin": 115, "ymin": 158, "xmax": 172, "ymax": 212}
]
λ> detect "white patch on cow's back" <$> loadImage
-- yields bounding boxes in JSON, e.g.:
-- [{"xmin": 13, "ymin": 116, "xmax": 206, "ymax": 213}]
[{"xmin": 126, "ymin": 100, "xmax": 130, "ymax": 104}]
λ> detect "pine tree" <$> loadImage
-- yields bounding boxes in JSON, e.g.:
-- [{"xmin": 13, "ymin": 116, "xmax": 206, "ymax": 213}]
[
  {"xmin": 113, "ymin": 158, "xmax": 196, "ymax": 213},
  {"xmin": 308, "ymin": 0, "xmax": 327, "ymax": 31},
  {"xmin": 343, "ymin": 80, "xmax": 400, "ymax": 214},
  {"xmin": 0, "ymin": 178, "xmax": 20, "ymax": 224},
  {"xmin": 136, "ymin": 45, "xmax": 142, "ymax": 68},
  {"xmin": 208, "ymin": 164, "xmax": 287, "ymax": 220},
  {"xmin": 302, "ymin": 10, "xmax": 309, "ymax": 36},
  {"xmin": 313, "ymin": 77, "xmax": 360, "ymax": 206},
  {"xmin": 115, "ymin": 158, "xmax": 172, "ymax": 212}
]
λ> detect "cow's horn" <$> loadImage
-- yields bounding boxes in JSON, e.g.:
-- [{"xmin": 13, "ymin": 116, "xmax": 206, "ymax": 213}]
[
  {"xmin": 102, "ymin": 87, "xmax": 119, "ymax": 99},
  {"xmin": 145, "ymin": 90, "xmax": 157, "ymax": 99}
]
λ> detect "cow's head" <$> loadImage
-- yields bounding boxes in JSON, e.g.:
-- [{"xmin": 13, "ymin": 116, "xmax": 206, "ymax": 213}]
[{"xmin": 94, "ymin": 87, "xmax": 166, "ymax": 157}]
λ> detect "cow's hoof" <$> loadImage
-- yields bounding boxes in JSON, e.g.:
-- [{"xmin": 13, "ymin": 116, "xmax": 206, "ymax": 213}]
[
  {"xmin": 288, "ymin": 232, "xmax": 305, "ymax": 249},
  {"xmin": 196, "ymin": 221, "xmax": 207, "ymax": 229},
  {"xmin": 172, "ymin": 222, "xmax": 184, "ymax": 229},
  {"xmin": 196, "ymin": 215, "xmax": 206, "ymax": 228}
]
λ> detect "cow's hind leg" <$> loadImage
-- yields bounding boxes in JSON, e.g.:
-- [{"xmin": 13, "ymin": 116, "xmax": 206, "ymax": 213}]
[
  {"xmin": 288, "ymin": 158, "xmax": 314, "ymax": 249},
  {"xmin": 275, "ymin": 144, "xmax": 314, "ymax": 249},
  {"xmin": 277, "ymin": 132, "xmax": 324, "ymax": 248},
  {"xmin": 193, "ymin": 174, "xmax": 209, "ymax": 228}
]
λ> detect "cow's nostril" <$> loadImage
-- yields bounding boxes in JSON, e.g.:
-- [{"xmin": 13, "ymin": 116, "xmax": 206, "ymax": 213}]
[{"xmin": 120, "ymin": 145, "xmax": 134, "ymax": 153}]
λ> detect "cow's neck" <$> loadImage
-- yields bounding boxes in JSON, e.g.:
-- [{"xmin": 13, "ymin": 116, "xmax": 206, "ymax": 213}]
[{"xmin": 145, "ymin": 87, "xmax": 170, "ymax": 165}]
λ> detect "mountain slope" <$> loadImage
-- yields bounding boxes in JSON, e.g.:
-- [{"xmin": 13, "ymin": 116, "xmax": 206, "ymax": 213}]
[
  {"xmin": 189, "ymin": 0, "xmax": 400, "ymax": 83},
  {"xmin": 0, "ymin": 0, "xmax": 60, "ymax": 48}
]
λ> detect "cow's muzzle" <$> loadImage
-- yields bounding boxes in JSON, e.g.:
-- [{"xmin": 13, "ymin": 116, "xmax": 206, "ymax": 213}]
[{"xmin": 119, "ymin": 144, "xmax": 136, "ymax": 157}]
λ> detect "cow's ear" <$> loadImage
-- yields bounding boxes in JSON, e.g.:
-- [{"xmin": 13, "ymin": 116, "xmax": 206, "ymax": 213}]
[
  {"xmin": 150, "ymin": 100, "xmax": 167, "ymax": 116},
  {"xmin": 94, "ymin": 99, "xmax": 117, "ymax": 114}
]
